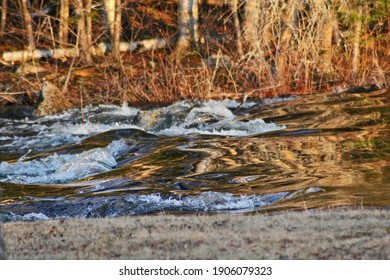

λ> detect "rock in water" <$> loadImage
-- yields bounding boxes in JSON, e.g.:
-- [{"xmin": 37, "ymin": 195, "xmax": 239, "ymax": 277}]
[
  {"xmin": 0, "ymin": 105, "xmax": 36, "ymax": 119},
  {"xmin": 35, "ymin": 81, "xmax": 72, "ymax": 116}
]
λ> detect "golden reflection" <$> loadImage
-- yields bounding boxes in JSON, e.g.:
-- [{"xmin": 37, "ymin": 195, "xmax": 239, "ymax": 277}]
[
  {"xmin": 246, "ymin": 89, "xmax": 389, "ymax": 130},
  {"xmin": 1, "ymin": 90, "xmax": 388, "ymax": 211},
  {"xmin": 108, "ymin": 90, "xmax": 389, "ymax": 212},
  {"xmin": 173, "ymin": 89, "xmax": 389, "ymax": 210}
]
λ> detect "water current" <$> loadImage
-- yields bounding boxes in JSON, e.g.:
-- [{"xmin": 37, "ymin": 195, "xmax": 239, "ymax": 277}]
[{"xmin": 0, "ymin": 90, "xmax": 389, "ymax": 221}]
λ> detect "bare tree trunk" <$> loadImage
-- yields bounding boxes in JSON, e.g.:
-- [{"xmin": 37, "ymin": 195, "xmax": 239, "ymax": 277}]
[
  {"xmin": 73, "ymin": 0, "xmax": 92, "ymax": 63},
  {"xmin": 243, "ymin": 0, "xmax": 261, "ymax": 50},
  {"xmin": 113, "ymin": 0, "xmax": 122, "ymax": 58},
  {"xmin": 352, "ymin": 1, "xmax": 363, "ymax": 77},
  {"xmin": 244, "ymin": 0, "xmax": 275, "ymax": 63},
  {"xmin": 104, "ymin": 0, "xmax": 115, "ymax": 37},
  {"xmin": 275, "ymin": 0, "xmax": 298, "ymax": 78},
  {"xmin": 104, "ymin": 0, "xmax": 122, "ymax": 58},
  {"xmin": 232, "ymin": 0, "xmax": 243, "ymax": 57},
  {"xmin": 21, "ymin": 0, "xmax": 35, "ymax": 52},
  {"xmin": 85, "ymin": 0, "xmax": 92, "ymax": 50},
  {"xmin": 59, "ymin": 0, "xmax": 69, "ymax": 47},
  {"xmin": 1, "ymin": 0, "xmax": 7, "ymax": 36},
  {"xmin": 174, "ymin": 0, "xmax": 200, "ymax": 56},
  {"xmin": 321, "ymin": 1, "xmax": 336, "ymax": 73}
]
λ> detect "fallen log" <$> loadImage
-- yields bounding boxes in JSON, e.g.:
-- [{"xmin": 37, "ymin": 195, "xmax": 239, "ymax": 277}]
[
  {"xmin": 2, "ymin": 38, "xmax": 175, "ymax": 62},
  {"xmin": 2, "ymin": 32, "xmax": 232, "ymax": 62},
  {"xmin": 2, "ymin": 48, "xmax": 79, "ymax": 62}
]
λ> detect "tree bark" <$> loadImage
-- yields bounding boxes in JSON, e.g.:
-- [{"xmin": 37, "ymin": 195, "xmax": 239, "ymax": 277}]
[
  {"xmin": 104, "ymin": 0, "xmax": 122, "ymax": 58},
  {"xmin": 59, "ymin": 0, "xmax": 69, "ymax": 47},
  {"xmin": 243, "ymin": 0, "xmax": 260, "ymax": 50},
  {"xmin": 174, "ymin": 0, "xmax": 200, "ymax": 57},
  {"xmin": 275, "ymin": 0, "xmax": 298, "ymax": 78},
  {"xmin": 1, "ymin": 0, "xmax": 7, "ymax": 36},
  {"xmin": 352, "ymin": 1, "xmax": 363, "ymax": 77},
  {"xmin": 113, "ymin": 0, "xmax": 122, "ymax": 59},
  {"xmin": 85, "ymin": 0, "xmax": 93, "ymax": 51},
  {"xmin": 232, "ymin": 0, "xmax": 243, "ymax": 57},
  {"xmin": 104, "ymin": 0, "xmax": 115, "ymax": 38},
  {"xmin": 321, "ymin": 1, "xmax": 336, "ymax": 73},
  {"xmin": 73, "ymin": 0, "xmax": 92, "ymax": 63},
  {"xmin": 21, "ymin": 0, "xmax": 35, "ymax": 52}
]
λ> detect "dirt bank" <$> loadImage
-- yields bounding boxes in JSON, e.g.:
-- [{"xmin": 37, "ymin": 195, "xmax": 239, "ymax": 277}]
[{"xmin": 1, "ymin": 208, "xmax": 390, "ymax": 260}]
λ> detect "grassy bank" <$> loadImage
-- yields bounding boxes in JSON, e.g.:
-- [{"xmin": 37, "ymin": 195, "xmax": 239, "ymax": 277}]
[{"xmin": 2, "ymin": 209, "xmax": 390, "ymax": 259}]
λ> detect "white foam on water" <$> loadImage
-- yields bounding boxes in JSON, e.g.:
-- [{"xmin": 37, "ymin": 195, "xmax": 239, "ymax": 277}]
[
  {"xmin": 131, "ymin": 99, "xmax": 285, "ymax": 136},
  {"xmin": 98, "ymin": 102, "xmax": 140, "ymax": 116},
  {"xmin": 125, "ymin": 191, "xmax": 272, "ymax": 212},
  {"xmin": 186, "ymin": 100, "xmax": 236, "ymax": 121},
  {"xmin": 0, "ymin": 191, "xmax": 289, "ymax": 221},
  {"xmin": 53, "ymin": 122, "xmax": 139, "ymax": 135},
  {"xmin": 0, "ymin": 103, "xmax": 140, "ymax": 153},
  {"xmin": 0, "ymin": 98, "xmax": 288, "ymax": 153},
  {"xmin": 0, "ymin": 140, "xmax": 129, "ymax": 184},
  {"xmin": 262, "ymin": 95, "xmax": 298, "ymax": 104},
  {"xmin": 0, "ymin": 120, "xmax": 86, "ymax": 153},
  {"xmin": 0, "ymin": 134, "xmax": 85, "ymax": 151},
  {"xmin": 182, "ymin": 192, "xmax": 267, "ymax": 211},
  {"xmin": 22, "ymin": 212, "xmax": 50, "ymax": 221},
  {"xmin": 6, "ymin": 212, "xmax": 50, "ymax": 221},
  {"xmin": 157, "ymin": 116, "xmax": 285, "ymax": 137},
  {"xmin": 216, "ymin": 99, "xmax": 257, "ymax": 109}
]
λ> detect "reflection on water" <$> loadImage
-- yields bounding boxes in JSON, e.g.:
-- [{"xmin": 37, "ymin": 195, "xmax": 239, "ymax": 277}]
[{"xmin": 0, "ymin": 90, "xmax": 389, "ymax": 221}]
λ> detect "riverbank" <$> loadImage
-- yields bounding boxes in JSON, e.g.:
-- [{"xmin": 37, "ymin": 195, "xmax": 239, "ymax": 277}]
[
  {"xmin": 1, "ymin": 1, "xmax": 388, "ymax": 110},
  {"xmin": 2, "ymin": 208, "xmax": 390, "ymax": 260}
]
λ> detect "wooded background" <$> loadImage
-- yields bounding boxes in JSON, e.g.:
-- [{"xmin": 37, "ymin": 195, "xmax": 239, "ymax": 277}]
[{"xmin": 0, "ymin": 0, "xmax": 389, "ymax": 104}]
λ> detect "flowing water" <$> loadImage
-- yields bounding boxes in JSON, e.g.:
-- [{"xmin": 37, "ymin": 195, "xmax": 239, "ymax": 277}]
[{"xmin": 0, "ymin": 90, "xmax": 389, "ymax": 221}]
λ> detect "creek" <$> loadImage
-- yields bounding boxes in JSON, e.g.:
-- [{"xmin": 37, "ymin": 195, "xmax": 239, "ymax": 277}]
[{"xmin": 0, "ymin": 90, "xmax": 389, "ymax": 221}]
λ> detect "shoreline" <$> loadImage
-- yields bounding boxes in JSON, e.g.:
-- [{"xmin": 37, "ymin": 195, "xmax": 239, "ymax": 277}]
[{"xmin": 2, "ymin": 208, "xmax": 390, "ymax": 260}]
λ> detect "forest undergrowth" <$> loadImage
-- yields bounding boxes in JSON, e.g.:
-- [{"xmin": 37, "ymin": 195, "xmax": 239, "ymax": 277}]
[{"xmin": 0, "ymin": 0, "xmax": 388, "ymax": 108}]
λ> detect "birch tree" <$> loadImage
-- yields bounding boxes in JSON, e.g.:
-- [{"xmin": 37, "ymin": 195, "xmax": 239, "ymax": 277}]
[
  {"xmin": 174, "ymin": 0, "xmax": 200, "ymax": 56},
  {"xmin": 104, "ymin": 0, "xmax": 122, "ymax": 58}
]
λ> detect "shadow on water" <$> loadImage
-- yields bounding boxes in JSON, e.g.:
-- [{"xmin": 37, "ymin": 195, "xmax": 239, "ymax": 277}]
[{"xmin": 0, "ymin": 89, "xmax": 389, "ymax": 220}]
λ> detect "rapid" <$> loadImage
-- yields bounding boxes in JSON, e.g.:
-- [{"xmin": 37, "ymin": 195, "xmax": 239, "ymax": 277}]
[{"xmin": 0, "ymin": 90, "xmax": 389, "ymax": 221}]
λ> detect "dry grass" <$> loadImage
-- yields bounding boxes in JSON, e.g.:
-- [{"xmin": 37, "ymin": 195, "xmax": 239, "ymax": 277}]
[
  {"xmin": 1, "ymin": 1, "xmax": 388, "ymax": 108},
  {"xmin": 2, "ymin": 209, "xmax": 390, "ymax": 260}
]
